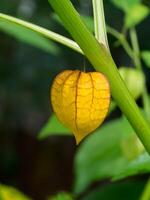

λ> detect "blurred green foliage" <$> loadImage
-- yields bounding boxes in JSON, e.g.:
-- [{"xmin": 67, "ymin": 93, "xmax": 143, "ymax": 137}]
[
  {"xmin": 111, "ymin": 0, "xmax": 149, "ymax": 28},
  {"xmin": 38, "ymin": 114, "xmax": 70, "ymax": 140},
  {"xmin": 119, "ymin": 67, "xmax": 145, "ymax": 99},
  {"xmin": 111, "ymin": 0, "xmax": 141, "ymax": 12},
  {"xmin": 47, "ymin": 192, "xmax": 73, "ymax": 200},
  {"xmin": 74, "ymin": 117, "xmax": 148, "ymax": 195},
  {"xmin": 0, "ymin": 184, "xmax": 31, "ymax": 200},
  {"xmin": 0, "ymin": 19, "xmax": 60, "ymax": 55},
  {"xmin": 81, "ymin": 180, "xmax": 145, "ymax": 200},
  {"xmin": 0, "ymin": 0, "xmax": 150, "ymax": 200},
  {"xmin": 142, "ymin": 51, "xmax": 150, "ymax": 68},
  {"xmin": 124, "ymin": 4, "xmax": 149, "ymax": 28}
]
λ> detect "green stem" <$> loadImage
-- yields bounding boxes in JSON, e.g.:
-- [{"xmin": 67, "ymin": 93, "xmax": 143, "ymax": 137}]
[
  {"xmin": 92, "ymin": 0, "xmax": 115, "ymax": 112},
  {"xmin": 130, "ymin": 28, "xmax": 142, "ymax": 69},
  {"xmin": 130, "ymin": 27, "xmax": 150, "ymax": 121},
  {"xmin": 92, "ymin": 0, "xmax": 109, "ymax": 50},
  {"xmin": 107, "ymin": 26, "xmax": 134, "ymax": 59},
  {"xmin": 139, "ymin": 178, "xmax": 150, "ymax": 200},
  {"xmin": 0, "ymin": 13, "xmax": 83, "ymax": 54},
  {"xmin": 48, "ymin": 0, "xmax": 150, "ymax": 153},
  {"xmin": 143, "ymin": 88, "xmax": 150, "ymax": 121}
]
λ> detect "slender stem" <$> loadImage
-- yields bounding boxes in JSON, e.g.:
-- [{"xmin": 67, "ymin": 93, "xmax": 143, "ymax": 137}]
[
  {"xmin": 140, "ymin": 178, "xmax": 150, "ymax": 200},
  {"xmin": 107, "ymin": 26, "xmax": 134, "ymax": 59},
  {"xmin": 130, "ymin": 28, "xmax": 142, "ymax": 69},
  {"xmin": 48, "ymin": 0, "xmax": 150, "ymax": 154},
  {"xmin": 108, "ymin": 27, "xmax": 150, "ymax": 120},
  {"xmin": 92, "ymin": 0, "xmax": 109, "ymax": 50},
  {"xmin": 130, "ymin": 27, "xmax": 150, "ymax": 121},
  {"xmin": 143, "ymin": 88, "xmax": 150, "ymax": 121},
  {"xmin": 0, "ymin": 13, "xmax": 83, "ymax": 54}
]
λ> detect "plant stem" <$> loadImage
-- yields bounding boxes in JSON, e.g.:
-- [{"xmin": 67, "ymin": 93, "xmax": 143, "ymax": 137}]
[
  {"xmin": 143, "ymin": 88, "xmax": 150, "ymax": 121},
  {"xmin": 107, "ymin": 26, "xmax": 134, "ymax": 59},
  {"xmin": 0, "ymin": 13, "xmax": 83, "ymax": 54},
  {"xmin": 92, "ymin": 0, "xmax": 109, "ymax": 51},
  {"xmin": 92, "ymin": 0, "xmax": 115, "ymax": 111},
  {"xmin": 130, "ymin": 28, "xmax": 142, "ymax": 69},
  {"xmin": 48, "ymin": 0, "xmax": 150, "ymax": 153},
  {"xmin": 140, "ymin": 178, "xmax": 150, "ymax": 200},
  {"xmin": 130, "ymin": 27, "xmax": 150, "ymax": 121}
]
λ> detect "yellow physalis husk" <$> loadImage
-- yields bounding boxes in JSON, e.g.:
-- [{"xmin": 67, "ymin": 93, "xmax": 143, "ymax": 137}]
[{"xmin": 51, "ymin": 70, "xmax": 110, "ymax": 144}]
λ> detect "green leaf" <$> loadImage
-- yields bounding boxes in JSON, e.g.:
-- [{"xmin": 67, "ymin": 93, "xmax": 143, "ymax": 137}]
[
  {"xmin": 113, "ymin": 153, "xmax": 150, "ymax": 181},
  {"xmin": 38, "ymin": 114, "xmax": 71, "ymax": 140},
  {"xmin": 111, "ymin": 1, "xmax": 149, "ymax": 28},
  {"xmin": 74, "ymin": 117, "xmax": 146, "ymax": 195},
  {"xmin": 0, "ymin": 184, "xmax": 31, "ymax": 200},
  {"xmin": 74, "ymin": 117, "xmax": 133, "ymax": 195},
  {"xmin": 125, "ymin": 4, "xmax": 149, "ymax": 28},
  {"xmin": 111, "ymin": 0, "xmax": 141, "ymax": 13},
  {"xmin": 81, "ymin": 180, "xmax": 145, "ymax": 200},
  {"xmin": 141, "ymin": 51, "xmax": 150, "ymax": 68},
  {"xmin": 0, "ymin": 18, "xmax": 59, "ymax": 55}
]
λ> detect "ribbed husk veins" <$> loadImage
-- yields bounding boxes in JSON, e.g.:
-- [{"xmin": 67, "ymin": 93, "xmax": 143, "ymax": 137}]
[{"xmin": 51, "ymin": 70, "xmax": 110, "ymax": 144}]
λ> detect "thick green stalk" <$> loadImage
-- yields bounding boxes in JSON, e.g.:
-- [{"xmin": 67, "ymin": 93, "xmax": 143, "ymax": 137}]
[{"xmin": 48, "ymin": 0, "xmax": 150, "ymax": 154}]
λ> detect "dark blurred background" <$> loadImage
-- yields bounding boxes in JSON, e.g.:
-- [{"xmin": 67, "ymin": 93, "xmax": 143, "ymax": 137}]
[{"xmin": 0, "ymin": 0, "xmax": 150, "ymax": 199}]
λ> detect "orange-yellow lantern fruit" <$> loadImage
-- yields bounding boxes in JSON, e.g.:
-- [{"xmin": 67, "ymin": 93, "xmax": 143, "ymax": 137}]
[{"xmin": 51, "ymin": 70, "xmax": 110, "ymax": 144}]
